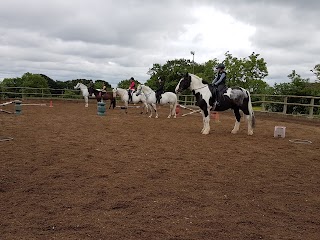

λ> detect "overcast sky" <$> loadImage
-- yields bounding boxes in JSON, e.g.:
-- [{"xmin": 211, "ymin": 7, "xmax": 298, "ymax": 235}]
[{"xmin": 0, "ymin": 0, "xmax": 319, "ymax": 86}]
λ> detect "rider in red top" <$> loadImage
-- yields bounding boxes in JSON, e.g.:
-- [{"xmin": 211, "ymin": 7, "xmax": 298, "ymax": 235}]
[{"xmin": 128, "ymin": 77, "xmax": 135, "ymax": 102}]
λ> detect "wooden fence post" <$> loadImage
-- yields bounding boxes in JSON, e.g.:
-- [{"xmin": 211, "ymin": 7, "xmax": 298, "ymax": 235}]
[
  {"xmin": 309, "ymin": 98, "xmax": 314, "ymax": 118},
  {"xmin": 261, "ymin": 95, "xmax": 266, "ymax": 111},
  {"xmin": 283, "ymin": 96, "xmax": 288, "ymax": 114}
]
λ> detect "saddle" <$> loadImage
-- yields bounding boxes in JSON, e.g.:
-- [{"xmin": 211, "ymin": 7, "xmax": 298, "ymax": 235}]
[
  {"xmin": 99, "ymin": 91, "xmax": 107, "ymax": 98},
  {"xmin": 209, "ymin": 84, "xmax": 227, "ymax": 101}
]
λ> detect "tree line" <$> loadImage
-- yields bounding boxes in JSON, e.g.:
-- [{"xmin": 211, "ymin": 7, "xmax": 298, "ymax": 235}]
[{"xmin": 1, "ymin": 52, "xmax": 320, "ymax": 98}]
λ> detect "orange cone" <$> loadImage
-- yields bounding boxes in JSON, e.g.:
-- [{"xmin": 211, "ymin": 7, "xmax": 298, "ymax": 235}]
[
  {"xmin": 175, "ymin": 104, "xmax": 180, "ymax": 115},
  {"xmin": 211, "ymin": 112, "xmax": 220, "ymax": 122},
  {"xmin": 49, "ymin": 101, "xmax": 53, "ymax": 108}
]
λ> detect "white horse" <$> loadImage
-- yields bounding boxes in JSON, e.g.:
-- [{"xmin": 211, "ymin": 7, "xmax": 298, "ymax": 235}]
[
  {"xmin": 136, "ymin": 84, "xmax": 178, "ymax": 118},
  {"xmin": 175, "ymin": 73, "xmax": 255, "ymax": 135},
  {"xmin": 74, "ymin": 83, "xmax": 89, "ymax": 107},
  {"xmin": 113, "ymin": 87, "xmax": 149, "ymax": 114}
]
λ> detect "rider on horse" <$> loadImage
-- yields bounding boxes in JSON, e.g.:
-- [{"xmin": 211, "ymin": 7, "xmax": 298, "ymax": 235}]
[
  {"xmin": 156, "ymin": 76, "xmax": 165, "ymax": 104},
  {"xmin": 88, "ymin": 80, "xmax": 94, "ymax": 88},
  {"xmin": 128, "ymin": 77, "xmax": 135, "ymax": 103},
  {"xmin": 212, "ymin": 63, "xmax": 227, "ymax": 106},
  {"xmin": 101, "ymin": 82, "xmax": 107, "ymax": 97}
]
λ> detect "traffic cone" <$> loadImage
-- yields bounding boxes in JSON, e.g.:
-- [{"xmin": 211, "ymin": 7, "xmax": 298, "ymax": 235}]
[
  {"xmin": 49, "ymin": 101, "xmax": 53, "ymax": 108},
  {"xmin": 175, "ymin": 104, "xmax": 180, "ymax": 115},
  {"xmin": 211, "ymin": 112, "xmax": 220, "ymax": 122}
]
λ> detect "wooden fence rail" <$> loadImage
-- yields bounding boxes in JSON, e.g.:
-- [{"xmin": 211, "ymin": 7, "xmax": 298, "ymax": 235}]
[
  {"xmin": 177, "ymin": 94, "xmax": 320, "ymax": 118},
  {"xmin": 1, "ymin": 86, "xmax": 319, "ymax": 118}
]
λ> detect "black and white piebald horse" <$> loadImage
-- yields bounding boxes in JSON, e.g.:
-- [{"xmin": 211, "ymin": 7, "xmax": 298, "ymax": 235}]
[{"xmin": 175, "ymin": 73, "xmax": 255, "ymax": 135}]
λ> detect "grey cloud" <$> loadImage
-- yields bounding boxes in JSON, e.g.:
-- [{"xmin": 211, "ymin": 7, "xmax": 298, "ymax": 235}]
[
  {"xmin": 210, "ymin": 0, "xmax": 320, "ymax": 82},
  {"xmin": 0, "ymin": 0, "xmax": 319, "ymax": 85}
]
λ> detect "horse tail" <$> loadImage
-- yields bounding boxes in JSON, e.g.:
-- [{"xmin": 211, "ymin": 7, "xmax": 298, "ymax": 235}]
[{"xmin": 246, "ymin": 90, "xmax": 255, "ymax": 128}]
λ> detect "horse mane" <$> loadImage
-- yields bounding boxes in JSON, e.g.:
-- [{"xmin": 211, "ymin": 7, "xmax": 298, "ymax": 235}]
[
  {"xmin": 141, "ymin": 84, "xmax": 153, "ymax": 92},
  {"xmin": 189, "ymin": 73, "xmax": 209, "ymax": 85},
  {"xmin": 89, "ymin": 86, "xmax": 99, "ymax": 94}
]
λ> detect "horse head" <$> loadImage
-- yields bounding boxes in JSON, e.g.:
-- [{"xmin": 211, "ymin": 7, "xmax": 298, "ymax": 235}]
[
  {"xmin": 88, "ymin": 86, "xmax": 95, "ymax": 96},
  {"xmin": 136, "ymin": 84, "xmax": 142, "ymax": 96},
  {"xmin": 74, "ymin": 83, "xmax": 80, "ymax": 89},
  {"xmin": 175, "ymin": 72, "xmax": 191, "ymax": 93},
  {"xmin": 112, "ymin": 88, "xmax": 118, "ymax": 98}
]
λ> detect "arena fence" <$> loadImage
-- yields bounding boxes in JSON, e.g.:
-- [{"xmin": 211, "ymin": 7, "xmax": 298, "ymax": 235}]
[{"xmin": 0, "ymin": 86, "xmax": 319, "ymax": 118}]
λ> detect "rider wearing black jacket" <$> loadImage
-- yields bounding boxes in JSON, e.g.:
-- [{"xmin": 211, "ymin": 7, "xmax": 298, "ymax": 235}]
[
  {"xmin": 156, "ymin": 76, "xmax": 165, "ymax": 104},
  {"xmin": 212, "ymin": 63, "xmax": 227, "ymax": 105}
]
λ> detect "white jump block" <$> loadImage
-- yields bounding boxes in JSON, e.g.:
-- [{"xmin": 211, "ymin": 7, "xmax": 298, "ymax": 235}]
[{"xmin": 274, "ymin": 126, "xmax": 286, "ymax": 138}]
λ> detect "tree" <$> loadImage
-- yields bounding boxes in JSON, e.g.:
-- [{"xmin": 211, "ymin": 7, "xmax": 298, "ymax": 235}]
[
  {"xmin": 144, "ymin": 52, "xmax": 269, "ymax": 93},
  {"xmin": 21, "ymin": 72, "xmax": 49, "ymax": 89},
  {"xmin": 146, "ymin": 59, "xmax": 194, "ymax": 92},
  {"xmin": 20, "ymin": 72, "xmax": 50, "ymax": 97},
  {"xmin": 273, "ymin": 70, "xmax": 311, "ymax": 96},
  {"xmin": 1, "ymin": 77, "xmax": 23, "ymax": 98},
  {"xmin": 1, "ymin": 77, "xmax": 23, "ymax": 88},
  {"xmin": 224, "ymin": 52, "xmax": 268, "ymax": 93},
  {"xmin": 196, "ymin": 59, "xmax": 219, "ymax": 81},
  {"xmin": 95, "ymin": 80, "xmax": 111, "ymax": 90},
  {"xmin": 270, "ymin": 70, "xmax": 317, "ymax": 114},
  {"xmin": 311, "ymin": 64, "xmax": 320, "ymax": 82}
]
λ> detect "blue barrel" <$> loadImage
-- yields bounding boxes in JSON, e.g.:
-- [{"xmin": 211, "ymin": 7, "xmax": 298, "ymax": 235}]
[
  {"xmin": 15, "ymin": 100, "xmax": 22, "ymax": 115},
  {"xmin": 97, "ymin": 101, "xmax": 106, "ymax": 116}
]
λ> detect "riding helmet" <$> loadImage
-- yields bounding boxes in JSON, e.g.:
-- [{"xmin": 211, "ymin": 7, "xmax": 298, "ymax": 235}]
[{"xmin": 216, "ymin": 63, "xmax": 225, "ymax": 69}]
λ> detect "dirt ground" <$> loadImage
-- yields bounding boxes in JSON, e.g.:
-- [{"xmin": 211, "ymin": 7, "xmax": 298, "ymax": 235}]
[{"xmin": 1, "ymin": 99, "xmax": 320, "ymax": 240}]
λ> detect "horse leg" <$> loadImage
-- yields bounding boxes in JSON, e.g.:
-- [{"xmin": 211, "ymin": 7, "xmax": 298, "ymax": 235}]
[
  {"xmin": 231, "ymin": 107, "xmax": 241, "ymax": 134},
  {"xmin": 145, "ymin": 103, "xmax": 149, "ymax": 114},
  {"xmin": 167, "ymin": 104, "xmax": 172, "ymax": 118},
  {"xmin": 154, "ymin": 103, "xmax": 158, "ymax": 118},
  {"xmin": 241, "ymin": 95, "xmax": 255, "ymax": 136},
  {"xmin": 140, "ymin": 100, "xmax": 145, "ymax": 114},
  {"xmin": 149, "ymin": 103, "xmax": 157, "ymax": 118},
  {"xmin": 108, "ymin": 97, "xmax": 113, "ymax": 109},
  {"xmin": 148, "ymin": 103, "xmax": 154, "ymax": 118},
  {"xmin": 200, "ymin": 111, "xmax": 205, "ymax": 133},
  {"xmin": 202, "ymin": 107, "xmax": 211, "ymax": 135},
  {"xmin": 140, "ymin": 102, "xmax": 147, "ymax": 114},
  {"xmin": 172, "ymin": 101, "xmax": 177, "ymax": 118},
  {"xmin": 125, "ymin": 101, "xmax": 128, "ymax": 114},
  {"xmin": 246, "ymin": 115, "xmax": 254, "ymax": 135},
  {"xmin": 85, "ymin": 96, "xmax": 88, "ymax": 107}
]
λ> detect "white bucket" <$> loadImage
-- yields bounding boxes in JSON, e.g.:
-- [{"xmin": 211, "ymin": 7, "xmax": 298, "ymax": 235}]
[{"xmin": 274, "ymin": 126, "xmax": 286, "ymax": 138}]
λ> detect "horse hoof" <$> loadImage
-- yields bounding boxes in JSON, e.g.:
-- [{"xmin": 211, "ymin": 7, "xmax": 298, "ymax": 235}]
[
  {"xmin": 231, "ymin": 130, "xmax": 238, "ymax": 134},
  {"xmin": 202, "ymin": 131, "xmax": 210, "ymax": 135},
  {"xmin": 248, "ymin": 131, "xmax": 254, "ymax": 136}
]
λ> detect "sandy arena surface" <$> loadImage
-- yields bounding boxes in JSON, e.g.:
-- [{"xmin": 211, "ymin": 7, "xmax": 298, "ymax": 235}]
[{"xmin": 1, "ymin": 99, "xmax": 320, "ymax": 240}]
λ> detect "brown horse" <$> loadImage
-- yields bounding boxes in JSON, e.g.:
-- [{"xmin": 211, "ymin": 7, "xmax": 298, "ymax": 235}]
[{"xmin": 88, "ymin": 87, "xmax": 116, "ymax": 109}]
